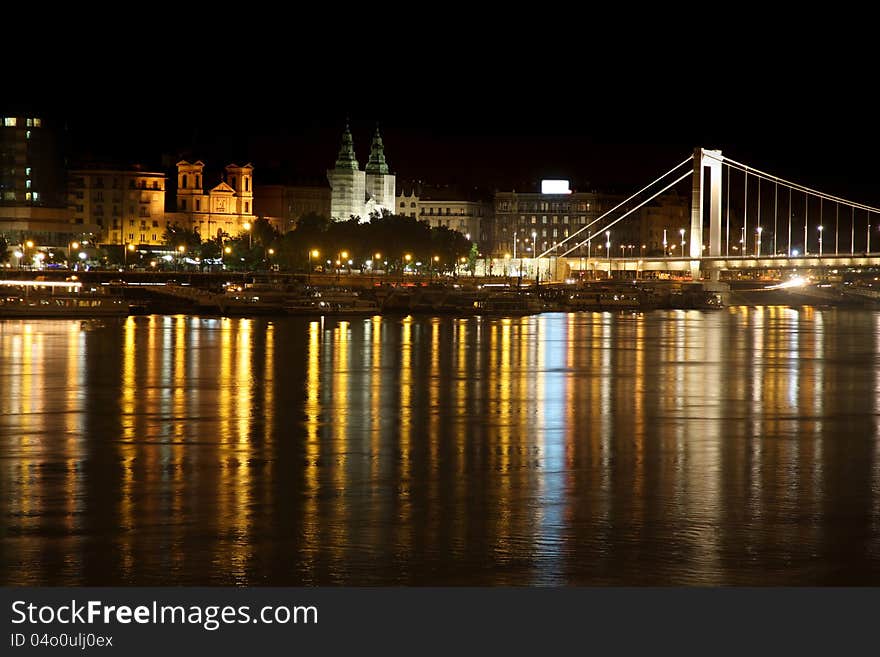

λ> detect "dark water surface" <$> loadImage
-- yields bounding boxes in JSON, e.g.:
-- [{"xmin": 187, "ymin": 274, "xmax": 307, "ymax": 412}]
[{"xmin": 2, "ymin": 308, "xmax": 880, "ymax": 585}]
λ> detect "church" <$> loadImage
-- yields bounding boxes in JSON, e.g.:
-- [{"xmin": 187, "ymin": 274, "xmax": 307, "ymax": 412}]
[{"xmin": 326, "ymin": 124, "xmax": 395, "ymax": 221}]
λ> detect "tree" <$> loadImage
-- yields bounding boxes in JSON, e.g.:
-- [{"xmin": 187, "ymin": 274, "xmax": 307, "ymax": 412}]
[
  {"xmin": 0, "ymin": 235, "xmax": 8, "ymax": 263},
  {"xmin": 163, "ymin": 222, "xmax": 201, "ymax": 252}
]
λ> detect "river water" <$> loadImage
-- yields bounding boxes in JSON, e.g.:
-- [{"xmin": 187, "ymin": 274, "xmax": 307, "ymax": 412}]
[{"xmin": 2, "ymin": 308, "xmax": 880, "ymax": 585}]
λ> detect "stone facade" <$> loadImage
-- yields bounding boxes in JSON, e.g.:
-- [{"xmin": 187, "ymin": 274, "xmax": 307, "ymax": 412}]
[
  {"xmin": 174, "ymin": 161, "xmax": 255, "ymax": 240},
  {"xmin": 327, "ymin": 125, "xmax": 395, "ymax": 221}
]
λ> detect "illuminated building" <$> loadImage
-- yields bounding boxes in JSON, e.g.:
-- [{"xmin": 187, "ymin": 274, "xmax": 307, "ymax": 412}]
[
  {"xmin": 68, "ymin": 166, "xmax": 166, "ymax": 245},
  {"xmin": 174, "ymin": 160, "xmax": 255, "ymax": 239},
  {"xmin": 396, "ymin": 183, "xmax": 492, "ymax": 243},
  {"xmin": 327, "ymin": 124, "xmax": 395, "ymax": 221},
  {"xmin": 492, "ymin": 182, "xmax": 688, "ymax": 257},
  {"xmin": 1, "ymin": 114, "xmax": 74, "ymax": 244}
]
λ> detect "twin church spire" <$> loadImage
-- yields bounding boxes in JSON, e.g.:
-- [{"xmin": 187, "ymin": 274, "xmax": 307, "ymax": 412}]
[{"xmin": 334, "ymin": 122, "xmax": 389, "ymax": 174}]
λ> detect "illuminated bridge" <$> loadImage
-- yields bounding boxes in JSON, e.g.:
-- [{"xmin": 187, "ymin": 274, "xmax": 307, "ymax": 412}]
[{"xmin": 535, "ymin": 148, "xmax": 880, "ymax": 280}]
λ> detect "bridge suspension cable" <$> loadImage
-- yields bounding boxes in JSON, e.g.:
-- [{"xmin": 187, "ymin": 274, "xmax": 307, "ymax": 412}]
[{"xmin": 536, "ymin": 154, "xmax": 694, "ymax": 259}]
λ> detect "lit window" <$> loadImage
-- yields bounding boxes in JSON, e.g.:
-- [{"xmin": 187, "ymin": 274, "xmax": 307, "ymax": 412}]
[
  {"xmin": 26, "ymin": 131, "xmax": 31, "ymax": 139},
  {"xmin": 3, "ymin": 118, "xmax": 16, "ymax": 127},
  {"xmin": 26, "ymin": 192, "xmax": 32, "ymax": 201},
  {"xmin": 26, "ymin": 180, "xmax": 31, "ymax": 189},
  {"xmin": 25, "ymin": 167, "xmax": 31, "ymax": 176},
  {"xmin": 33, "ymin": 118, "xmax": 41, "ymax": 127},
  {"xmin": 32, "ymin": 192, "xmax": 39, "ymax": 201},
  {"xmin": 26, "ymin": 118, "xmax": 33, "ymax": 127}
]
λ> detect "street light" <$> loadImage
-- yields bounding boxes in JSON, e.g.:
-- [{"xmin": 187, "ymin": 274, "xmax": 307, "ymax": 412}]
[
  {"xmin": 68, "ymin": 240, "xmax": 79, "ymax": 265},
  {"xmin": 308, "ymin": 249, "xmax": 319, "ymax": 285},
  {"xmin": 531, "ymin": 231, "xmax": 537, "ymax": 284},
  {"xmin": 679, "ymin": 228, "xmax": 686, "ymax": 257},
  {"xmin": 13, "ymin": 250, "xmax": 23, "ymax": 268},
  {"xmin": 756, "ymin": 226, "xmax": 763, "ymax": 257},
  {"xmin": 177, "ymin": 244, "xmax": 185, "ymax": 269},
  {"xmin": 125, "ymin": 243, "xmax": 135, "ymax": 269},
  {"xmin": 242, "ymin": 221, "xmax": 252, "ymax": 249},
  {"xmin": 662, "ymin": 228, "xmax": 668, "ymax": 256},
  {"xmin": 818, "ymin": 225, "xmax": 823, "ymax": 257},
  {"xmin": 605, "ymin": 230, "xmax": 611, "ymax": 278}
]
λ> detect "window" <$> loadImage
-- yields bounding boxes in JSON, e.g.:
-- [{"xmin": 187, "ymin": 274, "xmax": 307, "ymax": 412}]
[
  {"xmin": 245, "ymin": 177, "xmax": 249, "ymax": 192},
  {"xmin": 25, "ymin": 167, "xmax": 31, "ymax": 176},
  {"xmin": 410, "ymin": 202, "xmax": 416, "ymax": 208},
  {"xmin": 531, "ymin": 216, "xmax": 537, "ymax": 224},
  {"xmin": 400, "ymin": 202, "xmax": 405, "ymax": 208},
  {"xmin": 26, "ymin": 180, "xmax": 31, "ymax": 189},
  {"xmin": 195, "ymin": 200, "xmax": 200, "ymax": 211},
  {"xmin": 244, "ymin": 202, "xmax": 249, "ymax": 213},
  {"xmin": 553, "ymin": 228, "xmax": 558, "ymax": 237},
  {"xmin": 75, "ymin": 191, "xmax": 84, "ymax": 199},
  {"xmin": 542, "ymin": 216, "xmax": 547, "ymax": 224},
  {"xmin": 94, "ymin": 191, "xmax": 103, "ymax": 201},
  {"xmin": 152, "ymin": 234, "xmax": 157, "ymax": 241},
  {"xmin": 3, "ymin": 118, "xmax": 16, "ymax": 126},
  {"xmin": 33, "ymin": 118, "xmax": 41, "ymax": 127},
  {"xmin": 180, "ymin": 199, "xmax": 187, "ymax": 211},
  {"xmin": 152, "ymin": 220, "xmax": 159, "ymax": 227},
  {"xmin": 128, "ymin": 233, "xmax": 134, "ymax": 241},
  {"xmin": 182, "ymin": 175, "xmax": 188, "ymax": 188},
  {"xmin": 196, "ymin": 175, "xmax": 200, "ymax": 188},
  {"xmin": 152, "ymin": 181, "xmax": 159, "ymax": 189},
  {"xmin": 139, "ymin": 207, "xmax": 149, "ymax": 217},
  {"xmin": 32, "ymin": 192, "xmax": 39, "ymax": 202},
  {"xmin": 140, "ymin": 234, "xmax": 146, "ymax": 242},
  {"xmin": 230, "ymin": 176, "xmax": 236, "ymax": 188},
  {"xmin": 75, "ymin": 204, "xmax": 84, "ymax": 212},
  {"xmin": 129, "ymin": 220, "xmax": 135, "ymax": 227},
  {"xmin": 113, "ymin": 206, "xmax": 119, "ymax": 215}
]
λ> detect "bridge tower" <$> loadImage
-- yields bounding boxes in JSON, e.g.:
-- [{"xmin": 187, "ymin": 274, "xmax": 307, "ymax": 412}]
[{"xmin": 690, "ymin": 148, "xmax": 723, "ymax": 279}]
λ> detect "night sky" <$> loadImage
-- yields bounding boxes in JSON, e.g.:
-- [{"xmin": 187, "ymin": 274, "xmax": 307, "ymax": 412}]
[{"xmin": 7, "ymin": 57, "xmax": 878, "ymax": 205}]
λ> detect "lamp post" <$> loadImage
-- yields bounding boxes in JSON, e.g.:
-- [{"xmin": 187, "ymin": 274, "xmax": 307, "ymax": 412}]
[
  {"xmin": 308, "ymin": 249, "xmax": 319, "ymax": 285},
  {"xmin": 531, "ymin": 231, "xmax": 537, "ymax": 284},
  {"xmin": 374, "ymin": 252, "xmax": 382, "ymax": 277},
  {"xmin": 868, "ymin": 223, "xmax": 872, "ymax": 253},
  {"xmin": 68, "ymin": 240, "xmax": 79, "ymax": 266},
  {"xmin": 177, "ymin": 244, "xmax": 186, "ymax": 269},
  {"xmin": 587, "ymin": 230, "xmax": 592, "ymax": 279},
  {"xmin": 124, "ymin": 243, "xmax": 135, "ymax": 269},
  {"xmin": 756, "ymin": 226, "xmax": 763, "ymax": 257},
  {"xmin": 679, "ymin": 228, "xmax": 686, "ymax": 259},
  {"xmin": 818, "ymin": 225, "xmax": 823, "ymax": 257},
  {"xmin": 242, "ymin": 221, "xmax": 252, "ymax": 249},
  {"xmin": 432, "ymin": 255, "xmax": 440, "ymax": 281},
  {"xmin": 605, "ymin": 230, "xmax": 611, "ymax": 278},
  {"xmin": 662, "ymin": 229, "xmax": 668, "ymax": 256}
]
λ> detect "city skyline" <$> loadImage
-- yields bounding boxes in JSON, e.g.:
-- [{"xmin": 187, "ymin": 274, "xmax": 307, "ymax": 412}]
[{"xmin": 5, "ymin": 89, "xmax": 878, "ymax": 205}]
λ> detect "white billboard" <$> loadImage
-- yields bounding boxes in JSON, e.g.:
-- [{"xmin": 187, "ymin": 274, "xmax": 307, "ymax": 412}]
[{"xmin": 541, "ymin": 179, "xmax": 571, "ymax": 194}]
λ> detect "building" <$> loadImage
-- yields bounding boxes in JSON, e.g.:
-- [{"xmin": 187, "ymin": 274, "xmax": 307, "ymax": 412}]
[
  {"xmin": 492, "ymin": 183, "xmax": 688, "ymax": 259},
  {"xmin": 68, "ymin": 166, "xmax": 166, "ymax": 245},
  {"xmin": 1, "ymin": 114, "xmax": 75, "ymax": 246},
  {"xmin": 326, "ymin": 124, "xmax": 395, "ymax": 221},
  {"xmin": 396, "ymin": 183, "xmax": 492, "ymax": 244},
  {"xmin": 174, "ymin": 161, "xmax": 255, "ymax": 239},
  {"xmin": 253, "ymin": 183, "xmax": 331, "ymax": 232}
]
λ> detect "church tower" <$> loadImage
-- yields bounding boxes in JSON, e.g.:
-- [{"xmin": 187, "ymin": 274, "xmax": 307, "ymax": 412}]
[
  {"xmin": 327, "ymin": 123, "xmax": 366, "ymax": 221},
  {"xmin": 225, "ymin": 163, "xmax": 254, "ymax": 217},
  {"xmin": 364, "ymin": 125, "xmax": 395, "ymax": 219},
  {"xmin": 176, "ymin": 160, "xmax": 204, "ymax": 213}
]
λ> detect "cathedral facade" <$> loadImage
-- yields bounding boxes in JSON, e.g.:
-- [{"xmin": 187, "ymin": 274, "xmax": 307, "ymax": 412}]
[{"xmin": 327, "ymin": 125, "xmax": 395, "ymax": 221}]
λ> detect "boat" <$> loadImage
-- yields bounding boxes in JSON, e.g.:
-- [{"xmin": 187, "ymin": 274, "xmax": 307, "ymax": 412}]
[
  {"xmin": 0, "ymin": 280, "xmax": 133, "ymax": 318},
  {"xmin": 0, "ymin": 294, "xmax": 132, "ymax": 317},
  {"xmin": 474, "ymin": 292, "xmax": 543, "ymax": 316},
  {"xmin": 285, "ymin": 289, "xmax": 381, "ymax": 316}
]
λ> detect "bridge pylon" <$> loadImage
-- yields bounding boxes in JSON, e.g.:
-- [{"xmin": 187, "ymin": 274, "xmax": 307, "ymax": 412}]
[{"xmin": 691, "ymin": 148, "xmax": 723, "ymax": 279}]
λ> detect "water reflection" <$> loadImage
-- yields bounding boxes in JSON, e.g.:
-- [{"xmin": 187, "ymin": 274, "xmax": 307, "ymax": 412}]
[{"xmin": 2, "ymin": 309, "xmax": 880, "ymax": 585}]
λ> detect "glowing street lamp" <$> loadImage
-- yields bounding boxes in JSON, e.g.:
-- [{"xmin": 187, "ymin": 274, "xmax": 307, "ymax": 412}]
[
  {"xmin": 14, "ymin": 250, "xmax": 23, "ymax": 268},
  {"xmin": 679, "ymin": 228, "xmax": 686, "ymax": 257},
  {"xmin": 242, "ymin": 221, "xmax": 252, "ymax": 249},
  {"xmin": 308, "ymin": 249, "xmax": 319, "ymax": 285},
  {"xmin": 605, "ymin": 230, "xmax": 611, "ymax": 278},
  {"xmin": 756, "ymin": 226, "xmax": 763, "ymax": 257},
  {"xmin": 818, "ymin": 225, "xmax": 823, "ymax": 257}
]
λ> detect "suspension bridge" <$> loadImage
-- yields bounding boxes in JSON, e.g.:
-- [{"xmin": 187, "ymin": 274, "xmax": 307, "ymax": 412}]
[{"xmin": 534, "ymin": 148, "xmax": 880, "ymax": 281}]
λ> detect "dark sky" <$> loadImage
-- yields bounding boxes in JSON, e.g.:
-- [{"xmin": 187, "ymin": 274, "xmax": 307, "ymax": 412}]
[{"xmin": 8, "ymin": 54, "xmax": 879, "ymax": 205}]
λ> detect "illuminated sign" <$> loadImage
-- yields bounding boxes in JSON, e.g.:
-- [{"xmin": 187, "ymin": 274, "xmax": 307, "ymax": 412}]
[{"xmin": 541, "ymin": 180, "xmax": 571, "ymax": 194}]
